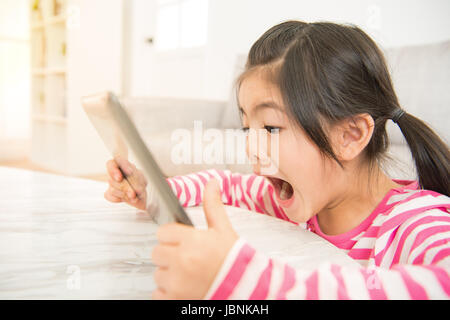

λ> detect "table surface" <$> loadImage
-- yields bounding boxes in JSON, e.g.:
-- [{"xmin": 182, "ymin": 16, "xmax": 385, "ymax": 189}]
[{"xmin": 0, "ymin": 167, "xmax": 356, "ymax": 299}]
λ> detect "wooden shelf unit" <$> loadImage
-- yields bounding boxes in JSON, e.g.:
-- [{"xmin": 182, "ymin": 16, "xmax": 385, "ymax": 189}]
[
  {"xmin": 29, "ymin": 0, "xmax": 124, "ymax": 176},
  {"xmin": 30, "ymin": 0, "xmax": 68, "ymax": 173}
]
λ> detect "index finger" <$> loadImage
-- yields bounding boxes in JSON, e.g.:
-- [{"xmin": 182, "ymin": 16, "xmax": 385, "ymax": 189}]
[
  {"xmin": 156, "ymin": 223, "xmax": 195, "ymax": 244},
  {"xmin": 106, "ymin": 159, "xmax": 123, "ymax": 182}
]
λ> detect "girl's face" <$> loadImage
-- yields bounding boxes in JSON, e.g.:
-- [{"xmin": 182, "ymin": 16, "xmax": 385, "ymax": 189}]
[{"xmin": 239, "ymin": 70, "xmax": 341, "ymax": 223}]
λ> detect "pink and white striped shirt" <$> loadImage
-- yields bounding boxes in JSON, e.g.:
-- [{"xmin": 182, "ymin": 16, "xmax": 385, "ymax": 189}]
[{"xmin": 166, "ymin": 169, "xmax": 450, "ymax": 299}]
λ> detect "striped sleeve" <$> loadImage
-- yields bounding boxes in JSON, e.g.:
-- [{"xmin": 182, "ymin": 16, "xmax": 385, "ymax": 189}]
[
  {"xmin": 203, "ymin": 184, "xmax": 450, "ymax": 299},
  {"xmin": 166, "ymin": 169, "xmax": 290, "ymax": 221},
  {"xmin": 375, "ymin": 208, "xmax": 450, "ymax": 268},
  {"xmin": 204, "ymin": 237, "xmax": 450, "ymax": 300}
]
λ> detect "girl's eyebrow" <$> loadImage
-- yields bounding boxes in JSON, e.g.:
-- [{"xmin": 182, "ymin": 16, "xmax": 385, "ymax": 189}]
[{"xmin": 239, "ymin": 101, "xmax": 283, "ymax": 116}]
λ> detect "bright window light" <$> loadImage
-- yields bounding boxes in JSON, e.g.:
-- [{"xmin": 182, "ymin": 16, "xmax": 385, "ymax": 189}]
[
  {"xmin": 180, "ymin": 0, "xmax": 208, "ymax": 48},
  {"xmin": 0, "ymin": 41, "xmax": 30, "ymax": 138},
  {"xmin": 156, "ymin": 0, "xmax": 208, "ymax": 51},
  {"xmin": 156, "ymin": 3, "xmax": 180, "ymax": 51},
  {"xmin": 0, "ymin": 0, "xmax": 30, "ymax": 140}
]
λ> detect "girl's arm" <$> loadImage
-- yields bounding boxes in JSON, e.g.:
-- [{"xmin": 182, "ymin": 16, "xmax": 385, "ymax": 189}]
[
  {"xmin": 204, "ymin": 238, "xmax": 450, "ymax": 300},
  {"xmin": 204, "ymin": 206, "xmax": 450, "ymax": 300},
  {"xmin": 166, "ymin": 169, "xmax": 293, "ymax": 222}
]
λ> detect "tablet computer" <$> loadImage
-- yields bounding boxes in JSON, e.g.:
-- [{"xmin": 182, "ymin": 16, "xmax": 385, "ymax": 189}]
[{"xmin": 81, "ymin": 91, "xmax": 193, "ymax": 226}]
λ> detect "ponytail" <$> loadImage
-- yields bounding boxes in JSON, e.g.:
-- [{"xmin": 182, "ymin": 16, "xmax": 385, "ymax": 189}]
[{"xmin": 394, "ymin": 111, "xmax": 450, "ymax": 196}]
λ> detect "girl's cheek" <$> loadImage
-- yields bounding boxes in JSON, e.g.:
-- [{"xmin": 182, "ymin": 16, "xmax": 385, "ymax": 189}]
[
  {"xmin": 283, "ymin": 191, "xmax": 314, "ymax": 223},
  {"xmin": 281, "ymin": 134, "xmax": 326, "ymax": 221},
  {"xmin": 279, "ymin": 132, "xmax": 301, "ymax": 171}
]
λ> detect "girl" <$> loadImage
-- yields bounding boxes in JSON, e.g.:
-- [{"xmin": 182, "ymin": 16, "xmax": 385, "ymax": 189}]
[{"xmin": 105, "ymin": 21, "xmax": 450, "ymax": 299}]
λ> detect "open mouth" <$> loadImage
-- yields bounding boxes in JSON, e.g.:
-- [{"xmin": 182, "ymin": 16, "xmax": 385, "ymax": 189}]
[{"xmin": 266, "ymin": 177, "xmax": 294, "ymax": 207}]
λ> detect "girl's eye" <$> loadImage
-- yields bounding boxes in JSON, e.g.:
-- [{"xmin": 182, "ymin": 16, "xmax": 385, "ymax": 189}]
[
  {"xmin": 264, "ymin": 126, "xmax": 280, "ymax": 133},
  {"xmin": 241, "ymin": 126, "xmax": 281, "ymax": 133}
]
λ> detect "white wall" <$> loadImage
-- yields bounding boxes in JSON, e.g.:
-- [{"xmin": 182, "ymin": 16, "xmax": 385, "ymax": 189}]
[
  {"xmin": 127, "ymin": 0, "xmax": 450, "ymax": 101},
  {"xmin": 66, "ymin": 0, "xmax": 123, "ymax": 175}
]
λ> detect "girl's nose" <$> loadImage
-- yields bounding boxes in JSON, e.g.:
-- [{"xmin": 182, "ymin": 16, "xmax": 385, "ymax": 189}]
[
  {"xmin": 245, "ymin": 128, "xmax": 279, "ymax": 176},
  {"xmin": 246, "ymin": 130, "xmax": 265, "ymax": 175}
]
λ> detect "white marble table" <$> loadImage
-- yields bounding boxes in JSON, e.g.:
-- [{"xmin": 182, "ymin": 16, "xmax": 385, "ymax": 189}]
[{"xmin": 0, "ymin": 167, "xmax": 356, "ymax": 299}]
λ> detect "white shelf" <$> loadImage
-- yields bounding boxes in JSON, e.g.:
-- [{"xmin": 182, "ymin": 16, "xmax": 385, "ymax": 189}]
[
  {"xmin": 30, "ymin": 0, "xmax": 69, "ymax": 173},
  {"xmin": 31, "ymin": 14, "xmax": 67, "ymax": 30},
  {"xmin": 30, "ymin": 0, "xmax": 123, "ymax": 175}
]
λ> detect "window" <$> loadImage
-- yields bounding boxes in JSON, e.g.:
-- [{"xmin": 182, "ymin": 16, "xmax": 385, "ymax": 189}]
[
  {"xmin": 155, "ymin": 0, "xmax": 209, "ymax": 51},
  {"xmin": 0, "ymin": 0, "xmax": 30, "ymax": 141}
]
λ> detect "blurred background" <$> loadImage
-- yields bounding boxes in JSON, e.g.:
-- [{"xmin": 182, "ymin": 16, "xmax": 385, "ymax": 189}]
[{"xmin": 0, "ymin": 0, "xmax": 449, "ymax": 181}]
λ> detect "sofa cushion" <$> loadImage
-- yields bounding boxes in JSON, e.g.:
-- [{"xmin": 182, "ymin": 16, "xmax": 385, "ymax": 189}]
[
  {"xmin": 383, "ymin": 40, "xmax": 450, "ymax": 179},
  {"xmin": 384, "ymin": 40, "xmax": 450, "ymax": 146},
  {"xmin": 123, "ymin": 97, "xmax": 227, "ymax": 135}
]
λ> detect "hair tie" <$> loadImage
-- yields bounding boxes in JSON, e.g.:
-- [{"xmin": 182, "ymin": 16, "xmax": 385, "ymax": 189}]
[{"xmin": 391, "ymin": 108, "xmax": 406, "ymax": 124}]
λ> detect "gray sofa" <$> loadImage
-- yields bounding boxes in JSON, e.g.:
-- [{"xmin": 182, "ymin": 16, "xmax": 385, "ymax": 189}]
[
  {"xmin": 124, "ymin": 40, "xmax": 449, "ymax": 180},
  {"xmin": 384, "ymin": 41, "xmax": 449, "ymax": 180}
]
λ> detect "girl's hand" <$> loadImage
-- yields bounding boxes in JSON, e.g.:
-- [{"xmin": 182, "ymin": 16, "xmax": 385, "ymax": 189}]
[
  {"xmin": 104, "ymin": 157, "xmax": 148, "ymax": 210},
  {"xmin": 151, "ymin": 179, "xmax": 239, "ymax": 299}
]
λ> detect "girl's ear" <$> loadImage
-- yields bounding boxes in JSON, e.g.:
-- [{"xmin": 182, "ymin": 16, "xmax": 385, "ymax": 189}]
[{"xmin": 331, "ymin": 113, "xmax": 375, "ymax": 162}]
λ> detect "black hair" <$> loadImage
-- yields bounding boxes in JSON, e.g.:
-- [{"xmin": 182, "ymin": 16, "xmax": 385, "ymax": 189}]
[{"xmin": 239, "ymin": 21, "xmax": 449, "ymax": 196}]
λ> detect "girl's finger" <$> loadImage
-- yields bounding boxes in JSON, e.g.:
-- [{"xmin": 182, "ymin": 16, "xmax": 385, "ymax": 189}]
[
  {"xmin": 203, "ymin": 179, "xmax": 233, "ymax": 232},
  {"xmin": 108, "ymin": 178, "xmax": 131, "ymax": 192},
  {"xmin": 106, "ymin": 159, "xmax": 123, "ymax": 182},
  {"xmin": 110, "ymin": 188, "xmax": 125, "ymax": 199},
  {"xmin": 108, "ymin": 179, "xmax": 136, "ymax": 199},
  {"xmin": 152, "ymin": 287, "xmax": 169, "ymax": 300},
  {"xmin": 115, "ymin": 157, "xmax": 134, "ymax": 176},
  {"xmin": 151, "ymin": 244, "xmax": 177, "ymax": 267},
  {"xmin": 153, "ymin": 267, "xmax": 170, "ymax": 292},
  {"xmin": 108, "ymin": 177, "xmax": 123, "ymax": 190},
  {"xmin": 104, "ymin": 189, "xmax": 123, "ymax": 203}
]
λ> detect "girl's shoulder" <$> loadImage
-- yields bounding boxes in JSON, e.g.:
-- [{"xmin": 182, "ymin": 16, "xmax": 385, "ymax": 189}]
[
  {"xmin": 387, "ymin": 179, "xmax": 449, "ymax": 210},
  {"xmin": 374, "ymin": 180, "xmax": 450, "ymax": 231}
]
